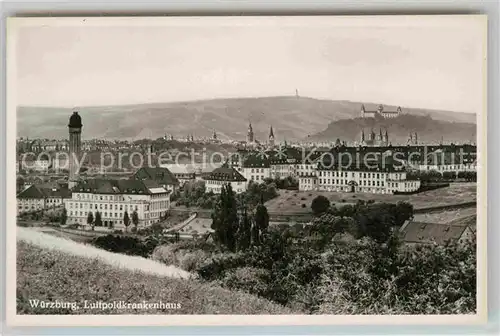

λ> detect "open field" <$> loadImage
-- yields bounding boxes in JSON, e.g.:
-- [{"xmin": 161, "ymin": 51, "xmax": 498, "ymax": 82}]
[
  {"xmin": 265, "ymin": 183, "xmax": 477, "ymax": 214},
  {"xmin": 17, "ymin": 240, "xmax": 293, "ymax": 314},
  {"xmin": 180, "ymin": 218, "xmax": 213, "ymax": 235},
  {"xmin": 413, "ymin": 207, "xmax": 477, "ymax": 224},
  {"xmin": 31, "ymin": 226, "xmax": 96, "ymax": 243}
]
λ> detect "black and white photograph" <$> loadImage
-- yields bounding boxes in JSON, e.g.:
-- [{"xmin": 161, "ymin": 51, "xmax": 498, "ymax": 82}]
[{"xmin": 6, "ymin": 15, "xmax": 487, "ymax": 325}]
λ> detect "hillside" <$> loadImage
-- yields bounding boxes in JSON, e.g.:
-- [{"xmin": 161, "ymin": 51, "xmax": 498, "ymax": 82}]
[
  {"xmin": 16, "ymin": 229, "xmax": 293, "ymax": 314},
  {"xmin": 17, "ymin": 97, "xmax": 476, "ymax": 141},
  {"xmin": 308, "ymin": 113, "xmax": 476, "ymax": 144}
]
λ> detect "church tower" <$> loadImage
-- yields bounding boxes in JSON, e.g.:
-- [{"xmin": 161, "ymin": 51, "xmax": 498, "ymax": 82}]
[
  {"xmin": 212, "ymin": 130, "xmax": 217, "ymax": 140},
  {"xmin": 361, "ymin": 129, "xmax": 365, "ymax": 144},
  {"xmin": 397, "ymin": 106, "xmax": 402, "ymax": 116},
  {"xmin": 370, "ymin": 128, "xmax": 376, "ymax": 142},
  {"xmin": 247, "ymin": 123, "xmax": 254, "ymax": 143},
  {"xmin": 414, "ymin": 132, "xmax": 418, "ymax": 145},
  {"xmin": 68, "ymin": 111, "xmax": 83, "ymax": 190},
  {"xmin": 360, "ymin": 104, "xmax": 366, "ymax": 118},
  {"xmin": 384, "ymin": 129, "xmax": 389, "ymax": 146},
  {"xmin": 268, "ymin": 126, "xmax": 275, "ymax": 147}
]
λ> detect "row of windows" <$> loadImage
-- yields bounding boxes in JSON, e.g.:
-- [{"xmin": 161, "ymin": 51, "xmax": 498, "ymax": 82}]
[
  {"xmin": 19, "ymin": 198, "xmax": 62, "ymax": 204},
  {"xmin": 73, "ymin": 192, "xmax": 169, "ymax": 201},
  {"xmin": 318, "ymin": 179, "xmax": 385, "ymax": 187},
  {"xmin": 299, "ymin": 178, "xmax": 317, "ymax": 185},
  {"xmin": 208, "ymin": 180, "xmax": 243, "ymax": 185},
  {"xmin": 69, "ymin": 210, "xmax": 154, "ymax": 219},
  {"xmin": 68, "ymin": 202, "xmax": 140, "ymax": 212},
  {"xmin": 250, "ymin": 175, "xmax": 266, "ymax": 181},
  {"xmin": 250, "ymin": 168, "xmax": 266, "ymax": 173}
]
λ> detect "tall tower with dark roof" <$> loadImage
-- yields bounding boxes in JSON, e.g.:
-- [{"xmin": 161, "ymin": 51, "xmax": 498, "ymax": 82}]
[
  {"xmin": 247, "ymin": 122, "xmax": 254, "ymax": 143},
  {"xmin": 268, "ymin": 125, "xmax": 275, "ymax": 147},
  {"xmin": 68, "ymin": 111, "xmax": 83, "ymax": 189}
]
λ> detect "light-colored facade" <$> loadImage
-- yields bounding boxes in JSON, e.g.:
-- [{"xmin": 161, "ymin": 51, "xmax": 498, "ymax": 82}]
[
  {"xmin": 361, "ymin": 104, "xmax": 402, "ymax": 119},
  {"xmin": 300, "ymin": 169, "xmax": 421, "ymax": 194},
  {"xmin": 270, "ymin": 162, "xmax": 298, "ymax": 179},
  {"xmin": 297, "ymin": 163, "xmax": 318, "ymax": 191},
  {"xmin": 418, "ymin": 162, "xmax": 477, "ymax": 173},
  {"xmin": 203, "ymin": 166, "xmax": 247, "ymax": 194},
  {"xmin": 65, "ymin": 179, "xmax": 171, "ymax": 229},
  {"xmin": 17, "ymin": 185, "xmax": 70, "ymax": 214}
]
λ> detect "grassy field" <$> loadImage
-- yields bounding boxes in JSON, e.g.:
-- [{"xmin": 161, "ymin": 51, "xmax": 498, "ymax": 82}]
[
  {"xmin": 17, "ymin": 234, "xmax": 293, "ymax": 314},
  {"xmin": 413, "ymin": 207, "xmax": 477, "ymax": 224},
  {"xmin": 265, "ymin": 183, "xmax": 477, "ymax": 213},
  {"xmin": 18, "ymin": 227, "xmax": 190, "ymax": 279},
  {"xmin": 180, "ymin": 218, "xmax": 213, "ymax": 235}
]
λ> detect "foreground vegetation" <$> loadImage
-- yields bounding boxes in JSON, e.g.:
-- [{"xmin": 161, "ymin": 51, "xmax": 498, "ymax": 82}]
[
  {"xmin": 83, "ymin": 185, "xmax": 476, "ymax": 315},
  {"xmin": 17, "ymin": 241, "xmax": 293, "ymax": 315}
]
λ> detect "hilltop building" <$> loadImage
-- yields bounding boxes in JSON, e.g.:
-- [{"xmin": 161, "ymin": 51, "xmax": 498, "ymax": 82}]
[{"xmin": 361, "ymin": 104, "xmax": 402, "ymax": 119}]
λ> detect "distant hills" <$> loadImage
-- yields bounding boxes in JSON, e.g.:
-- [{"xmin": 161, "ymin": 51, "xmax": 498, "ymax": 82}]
[
  {"xmin": 16, "ymin": 96, "xmax": 476, "ymax": 142},
  {"xmin": 308, "ymin": 113, "xmax": 476, "ymax": 145}
]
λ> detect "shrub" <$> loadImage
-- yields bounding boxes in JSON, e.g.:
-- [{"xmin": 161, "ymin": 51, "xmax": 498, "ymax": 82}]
[
  {"xmin": 217, "ymin": 267, "xmax": 271, "ymax": 296},
  {"xmin": 311, "ymin": 195, "xmax": 330, "ymax": 216}
]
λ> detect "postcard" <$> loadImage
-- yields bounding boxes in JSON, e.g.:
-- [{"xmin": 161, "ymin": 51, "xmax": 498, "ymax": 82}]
[{"xmin": 6, "ymin": 15, "xmax": 487, "ymax": 326}]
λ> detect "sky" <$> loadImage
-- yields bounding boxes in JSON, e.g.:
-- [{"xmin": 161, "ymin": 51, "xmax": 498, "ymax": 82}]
[{"xmin": 14, "ymin": 16, "xmax": 486, "ymax": 113}]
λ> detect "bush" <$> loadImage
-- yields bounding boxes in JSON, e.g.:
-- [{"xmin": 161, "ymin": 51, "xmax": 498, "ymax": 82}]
[
  {"xmin": 152, "ymin": 241, "xmax": 214, "ymax": 272},
  {"xmin": 217, "ymin": 267, "xmax": 271, "ymax": 297},
  {"xmin": 311, "ymin": 195, "xmax": 330, "ymax": 216},
  {"xmin": 91, "ymin": 235, "xmax": 154, "ymax": 258}
]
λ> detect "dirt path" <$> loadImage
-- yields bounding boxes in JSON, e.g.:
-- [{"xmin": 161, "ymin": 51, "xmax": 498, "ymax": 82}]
[{"xmin": 17, "ymin": 227, "xmax": 192, "ymax": 279}]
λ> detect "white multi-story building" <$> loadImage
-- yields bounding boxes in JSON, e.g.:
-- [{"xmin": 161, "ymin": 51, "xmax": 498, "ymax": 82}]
[
  {"xmin": 297, "ymin": 162, "xmax": 319, "ymax": 191},
  {"xmin": 66, "ymin": 178, "xmax": 171, "ymax": 229},
  {"xmin": 300, "ymin": 164, "xmax": 421, "ymax": 195},
  {"xmin": 203, "ymin": 166, "xmax": 247, "ymax": 194},
  {"xmin": 417, "ymin": 149, "xmax": 477, "ymax": 173},
  {"xmin": 239, "ymin": 156, "xmax": 271, "ymax": 183}
]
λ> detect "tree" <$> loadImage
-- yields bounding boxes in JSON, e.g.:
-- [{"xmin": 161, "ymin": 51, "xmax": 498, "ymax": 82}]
[
  {"xmin": 236, "ymin": 208, "xmax": 252, "ymax": 251},
  {"xmin": 394, "ymin": 201, "xmax": 414, "ymax": 226},
  {"xmin": 311, "ymin": 195, "xmax": 330, "ymax": 216},
  {"xmin": 255, "ymin": 202, "xmax": 270, "ymax": 235},
  {"xmin": 93, "ymin": 211, "xmax": 102, "ymax": 231},
  {"xmin": 251, "ymin": 222, "xmax": 261, "ymax": 246},
  {"xmin": 131, "ymin": 209, "xmax": 139, "ymax": 231},
  {"xmin": 123, "ymin": 211, "xmax": 130, "ymax": 232},
  {"xmin": 86, "ymin": 211, "xmax": 94, "ymax": 229},
  {"xmin": 211, "ymin": 184, "xmax": 238, "ymax": 251},
  {"xmin": 60, "ymin": 208, "xmax": 68, "ymax": 226}
]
